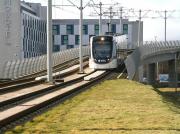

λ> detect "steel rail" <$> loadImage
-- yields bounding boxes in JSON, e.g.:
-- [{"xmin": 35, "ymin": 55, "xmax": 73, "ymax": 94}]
[
  {"xmin": 0, "ymin": 70, "xmax": 112, "ymax": 130},
  {"xmin": 0, "ymin": 57, "xmax": 89, "ymax": 88}
]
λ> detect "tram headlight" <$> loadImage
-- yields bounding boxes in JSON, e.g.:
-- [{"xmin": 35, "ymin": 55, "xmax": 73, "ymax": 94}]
[{"xmin": 101, "ymin": 37, "xmax": 104, "ymax": 41}]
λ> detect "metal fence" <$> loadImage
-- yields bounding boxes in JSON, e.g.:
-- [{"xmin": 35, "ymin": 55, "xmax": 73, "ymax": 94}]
[
  {"xmin": 1, "ymin": 47, "xmax": 90, "ymax": 79},
  {"xmin": 125, "ymin": 40, "xmax": 180, "ymax": 80}
]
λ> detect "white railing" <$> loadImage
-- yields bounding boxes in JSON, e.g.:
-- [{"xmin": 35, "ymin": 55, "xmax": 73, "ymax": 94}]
[
  {"xmin": 140, "ymin": 41, "xmax": 180, "ymax": 60},
  {"xmin": 125, "ymin": 40, "xmax": 180, "ymax": 80},
  {"xmin": 1, "ymin": 47, "xmax": 90, "ymax": 79}
]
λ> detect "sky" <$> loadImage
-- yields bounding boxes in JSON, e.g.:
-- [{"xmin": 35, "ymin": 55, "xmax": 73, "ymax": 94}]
[{"xmin": 25, "ymin": 0, "xmax": 180, "ymax": 41}]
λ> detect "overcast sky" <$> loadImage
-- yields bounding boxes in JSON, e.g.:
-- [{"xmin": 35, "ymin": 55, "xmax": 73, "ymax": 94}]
[{"xmin": 25, "ymin": 0, "xmax": 180, "ymax": 41}]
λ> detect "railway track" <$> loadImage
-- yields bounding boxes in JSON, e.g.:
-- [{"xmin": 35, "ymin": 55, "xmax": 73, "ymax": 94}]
[
  {"xmin": 116, "ymin": 61, "xmax": 128, "ymax": 79},
  {"xmin": 0, "ymin": 57, "xmax": 89, "ymax": 88},
  {"xmin": 0, "ymin": 61, "xmax": 89, "ymax": 95},
  {"xmin": 0, "ymin": 61, "xmax": 126, "ymax": 133},
  {"xmin": 0, "ymin": 69, "xmax": 113, "ymax": 132},
  {"xmin": 0, "ymin": 64, "xmax": 90, "ymax": 110}
]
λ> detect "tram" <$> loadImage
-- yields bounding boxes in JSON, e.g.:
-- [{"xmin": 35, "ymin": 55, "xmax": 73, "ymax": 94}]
[{"xmin": 89, "ymin": 35, "xmax": 118, "ymax": 69}]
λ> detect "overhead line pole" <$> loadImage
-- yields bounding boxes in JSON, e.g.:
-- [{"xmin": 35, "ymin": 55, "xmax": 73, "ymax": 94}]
[
  {"xmin": 138, "ymin": 9, "xmax": 141, "ymax": 47},
  {"xmin": 65, "ymin": 0, "xmax": 85, "ymax": 74},
  {"xmin": 99, "ymin": 2, "xmax": 102, "ymax": 35},
  {"xmin": 79, "ymin": 0, "xmax": 84, "ymax": 73},
  {"xmin": 109, "ymin": 6, "xmax": 113, "ymax": 32},
  {"xmin": 47, "ymin": 0, "xmax": 53, "ymax": 83},
  {"xmin": 165, "ymin": 10, "xmax": 167, "ymax": 45},
  {"xmin": 119, "ymin": 7, "xmax": 123, "ymax": 34}
]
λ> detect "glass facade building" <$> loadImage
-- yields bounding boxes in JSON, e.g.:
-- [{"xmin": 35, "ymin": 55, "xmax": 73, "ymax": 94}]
[
  {"xmin": 20, "ymin": 2, "xmax": 47, "ymax": 58},
  {"xmin": 22, "ymin": 12, "xmax": 47, "ymax": 58}
]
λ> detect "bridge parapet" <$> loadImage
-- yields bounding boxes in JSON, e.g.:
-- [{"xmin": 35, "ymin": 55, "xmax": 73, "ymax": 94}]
[
  {"xmin": 125, "ymin": 40, "xmax": 180, "ymax": 80},
  {"xmin": 140, "ymin": 41, "xmax": 180, "ymax": 60}
]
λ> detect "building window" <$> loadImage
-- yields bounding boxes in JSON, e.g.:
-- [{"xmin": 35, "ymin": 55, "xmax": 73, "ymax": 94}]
[
  {"xmin": 52, "ymin": 35, "xmax": 55, "ymax": 44},
  {"xmin": 53, "ymin": 25, "xmax": 60, "ymax": 35},
  {"xmin": 67, "ymin": 45, "xmax": 74, "ymax": 49},
  {"xmin": 123, "ymin": 24, "xmax": 128, "ymax": 34},
  {"xmin": 83, "ymin": 25, "xmax": 88, "ymax": 35},
  {"xmin": 94, "ymin": 24, "xmax": 99, "ymax": 35},
  {"xmin": 111, "ymin": 24, "xmax": 116, "ymax": 33},
  {"xmin": 61, "ymin": 35, "xmax": 68, "ymax": 45},
  {"xmin": 75, "ymin": 35, "xmax": 80, "ymax": 45},
  {"xmin": 66, "ymin": 25, "xmax": 74, "ymax": 34},
  {"xmin": 53, "ymin": 45, "xmax": 60, "ymax": 52}
]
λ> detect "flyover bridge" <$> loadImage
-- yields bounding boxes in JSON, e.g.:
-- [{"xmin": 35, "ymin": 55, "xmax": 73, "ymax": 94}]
[{"xmin": 125, "ymin": 40, "xmax": 180, "ymax": 86}]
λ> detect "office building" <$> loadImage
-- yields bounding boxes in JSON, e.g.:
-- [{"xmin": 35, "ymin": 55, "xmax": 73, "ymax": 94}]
[
  {"xmin": 52, "ymin": 19, "xmax": 143, "ymax": 51},
  {"xmin": 0, "ymin": 0, "xmax": 47, "ymax": 63}
]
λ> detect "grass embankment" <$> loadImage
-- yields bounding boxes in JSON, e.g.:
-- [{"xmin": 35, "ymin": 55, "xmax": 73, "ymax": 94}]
[{"xmin": 6, "ymin": 79, "xmax": 180, "ymax": 134}]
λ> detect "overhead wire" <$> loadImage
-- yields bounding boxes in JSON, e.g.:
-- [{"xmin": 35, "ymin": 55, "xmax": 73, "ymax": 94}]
[
  {"xmin": 66, "ymin": 0, "xmax": 79, "ymax": 9},
  {"xmin": 83, "ymin": 0, "xmax": 93, "ymax": 9},
  {"xmin": 49, "ymin": 0, "xmax": 180, "ymax": 20},
  {"xmin": 89, "ymin": 0, "xmax": 99, "ymax": 15},
  {"xmin": 53, "ymin": 6, "xmax": 79, "ymax": 16}
]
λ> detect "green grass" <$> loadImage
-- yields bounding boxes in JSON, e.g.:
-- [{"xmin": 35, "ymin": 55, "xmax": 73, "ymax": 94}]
[{"xmin": 5, "ymin": 79, "xmax": 180, "ymax": 134}]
